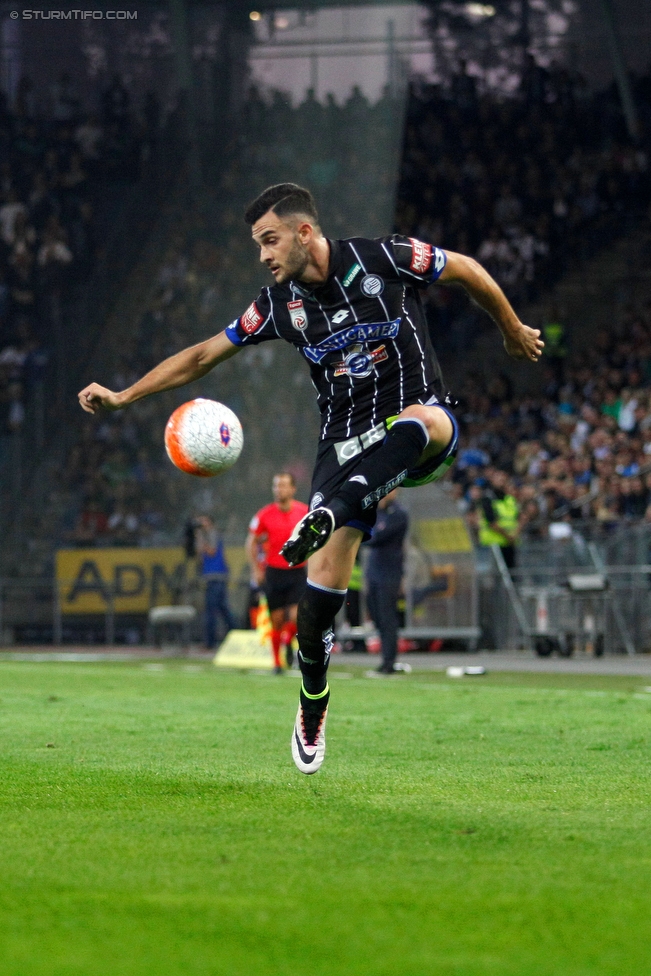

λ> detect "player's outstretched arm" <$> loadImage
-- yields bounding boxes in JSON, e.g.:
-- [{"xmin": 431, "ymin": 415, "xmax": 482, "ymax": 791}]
[
  {"xmin": 439, "ymin": 251, "xmax": 544, "ymax": 363},
  {"xmin": 78, "ymin": 330, "xmax": 240, "ymax": 415}
]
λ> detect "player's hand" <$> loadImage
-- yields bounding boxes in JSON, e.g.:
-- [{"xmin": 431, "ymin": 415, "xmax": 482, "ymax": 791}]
[
  {"xmin": 78, "ymin": 383, "xmax": 123, "ymax": 414},
  {"xmin": 503, "ymin": 324, "xmax": 544, "ymax": 362}
]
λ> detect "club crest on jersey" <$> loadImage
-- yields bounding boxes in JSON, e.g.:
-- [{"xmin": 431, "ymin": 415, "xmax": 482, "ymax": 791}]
[
  {"xmin": 360, "ymin": 274, "xmax": 384, "ymax": 297},
  {"xmin": 409, "ymin": 238, "xmax": 432, "ymax": 274},
  {"xmin": 287, "ymin": 299, "xmax": 307, "ymax": 331},
  {"xmin": 241, "ymin": 302, "xmax": 264, "ymax": 334},
  {"xmin": 333, "ymin": 344, "xmax": 388, "ymax": 378}
]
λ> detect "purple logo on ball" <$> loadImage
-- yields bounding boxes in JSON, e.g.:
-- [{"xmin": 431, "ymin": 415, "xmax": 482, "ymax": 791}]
[{"xmin": 220, "ymin": 423, "xmax": 231, "ymax": 447}]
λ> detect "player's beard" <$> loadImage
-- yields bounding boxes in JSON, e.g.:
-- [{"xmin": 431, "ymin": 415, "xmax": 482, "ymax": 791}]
[{"xmin": 275, "ymin": 236, "xmax": 309, "ymax": 284}]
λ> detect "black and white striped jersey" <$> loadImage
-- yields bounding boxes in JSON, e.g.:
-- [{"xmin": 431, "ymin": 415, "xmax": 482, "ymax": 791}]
[{"xmin": 225, "ymin": 235, "xmax": 447, "ymax": 441}]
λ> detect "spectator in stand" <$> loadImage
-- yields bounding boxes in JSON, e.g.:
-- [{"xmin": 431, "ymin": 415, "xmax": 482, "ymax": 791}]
[
  {"xmin": 102, "ymin": 74, "xmax": 130, "ymax": 131},
  {"xmin": 51, "ymin": 72, "xmax": 80, "ymax": 123},
  {"xmin": 542, "ymin": 308, "xmax": 568, "ymax": 383}
]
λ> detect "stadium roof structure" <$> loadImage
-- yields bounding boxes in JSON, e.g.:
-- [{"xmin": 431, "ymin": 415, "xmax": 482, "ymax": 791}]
[{"xmin": 163, "ymin": 0, "xmax": 415, "ymax": 7}]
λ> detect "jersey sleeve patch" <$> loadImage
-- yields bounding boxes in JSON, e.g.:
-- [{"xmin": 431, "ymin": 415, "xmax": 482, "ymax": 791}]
[
  {"xmin": 241, "ymin": 302, "xmax": 265, "ymax": 335},
  {"xmin": 409, "ymin": 238, "xmax": 432, "ymax": 275}
]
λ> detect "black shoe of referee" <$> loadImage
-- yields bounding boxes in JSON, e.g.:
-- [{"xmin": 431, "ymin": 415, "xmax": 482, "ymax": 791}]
[{"xmin": 280, "ymin": 507, "xmax": 335, "ymax": 566}]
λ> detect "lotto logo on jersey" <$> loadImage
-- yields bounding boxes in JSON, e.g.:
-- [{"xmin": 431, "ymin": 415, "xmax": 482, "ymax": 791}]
[
  {"xmin": 432, "ymin": 247, "xmax": 446, "ymax": 277},
  {"xmin": 241, "ymin": 302, "xmax": 264, "ymax": 334},
  {"xmin": 287, "ymin": 299, "xmax": 308, "ymax": 331},
  {"xmin": 409, "ymin": 238, "xmax": 432, "ymax": 274}
]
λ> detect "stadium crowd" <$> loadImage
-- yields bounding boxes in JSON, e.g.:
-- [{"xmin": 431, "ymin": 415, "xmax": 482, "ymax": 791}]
[
  {"xmin": 453, "ymin": 295, "xmax": 651, "ymax": 539},
  {"xmin": 399, "ymin": 63, "xmax": 651, "ymax": 354},
  {"xmin": 0, "ymin": 73, "xmax": 147, "ymax": 444},
  {"xmin": 57, "ymin": 70, "xmax": 651, "ymax": 548}
]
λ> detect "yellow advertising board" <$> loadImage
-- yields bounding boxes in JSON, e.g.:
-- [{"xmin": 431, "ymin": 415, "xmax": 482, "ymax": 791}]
[
  {"xmin": 416, "ymin": 518, "xmax": 472, "ymax": 553},
  {"xmin": 56, "ymin": 548, "xmax": 193, "ymax": 615}
]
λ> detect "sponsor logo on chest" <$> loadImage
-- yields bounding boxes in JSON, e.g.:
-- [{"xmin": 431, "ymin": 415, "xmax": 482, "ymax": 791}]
[
  {"xmin": 287, "ymin": 299, "xmax": 308, "ymax": 331},
  {"xmin": 302, "ymin": 319, "xmax": 400, "ymax": 364},
  {"xmin": 333, "ymin": 344, "xmax": 388, "ymax": 378},
  {"xmin": 342, "ymin": 263, "xmax": 361, "ymax": 287}
]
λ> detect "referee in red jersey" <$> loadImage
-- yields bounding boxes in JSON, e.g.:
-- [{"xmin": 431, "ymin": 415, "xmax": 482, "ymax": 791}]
[{"xmin": 245, "ymin": 472, "xmax": 309, "ymax": 673}]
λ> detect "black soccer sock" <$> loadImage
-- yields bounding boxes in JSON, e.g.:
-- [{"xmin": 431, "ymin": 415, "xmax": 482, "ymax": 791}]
[
  {"xmin": 328, "ymin": 418, "xmax": 429, "ymax": 527},
  {"xmin": 297, "ymin": 580, "xmax": 346, "ymax": 696}
]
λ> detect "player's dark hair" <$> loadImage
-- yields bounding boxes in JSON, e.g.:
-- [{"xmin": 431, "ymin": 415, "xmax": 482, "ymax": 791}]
[
  {"xmin": 274, "ymin": 471, "xmax": 296, "ymax": 487},
  {"xmin": 244, "ymin": 183, "xmax": 319, "ymax": 226}
]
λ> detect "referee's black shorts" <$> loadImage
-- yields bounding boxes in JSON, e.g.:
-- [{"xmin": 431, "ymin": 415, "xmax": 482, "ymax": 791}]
[{"xmin": 264, "ymin": 565, "xmax": 307, "ymax": 612}]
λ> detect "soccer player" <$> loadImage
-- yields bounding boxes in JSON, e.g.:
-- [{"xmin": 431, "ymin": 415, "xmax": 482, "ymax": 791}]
[
  {"xmin": 245, "ymin": 472, "xmax": 309, "ymax": 674},
  {"xmin": 78, "ymin": 183, "xmax": 543, "ymax": 775}
]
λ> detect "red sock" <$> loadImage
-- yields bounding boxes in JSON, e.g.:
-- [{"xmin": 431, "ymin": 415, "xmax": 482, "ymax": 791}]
[
  {"xmin": 281, "ymin": 621, "xmax": 297, "ymax": 647},
  {"xmin": 271, "ymin": 629, "xmax": 282, "ymax": 668}
]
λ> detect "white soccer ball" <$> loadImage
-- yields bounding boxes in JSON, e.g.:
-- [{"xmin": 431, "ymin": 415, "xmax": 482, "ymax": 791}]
[{"xmin": 164, "ymin": 398, "xmax": 243, "ymax": 477}]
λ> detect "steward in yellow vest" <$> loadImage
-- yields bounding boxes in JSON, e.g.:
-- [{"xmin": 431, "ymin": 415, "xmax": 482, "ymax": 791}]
[
  {"xmin": 542, "ymin": 320, "xmax": 567, "ymax": 358},
  {"xmin": 542, "ymin": 312, "xmax": 567, "ymax": 382},
  {"xmin": 478, "ymin": 470, "xmax": 520, "ymax": 570}
]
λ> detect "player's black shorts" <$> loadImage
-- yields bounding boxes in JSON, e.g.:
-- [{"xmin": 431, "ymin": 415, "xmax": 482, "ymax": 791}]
[
  {"xmin": 264, "ymin": 566, "xmax": 307, "ymax": 612},
  {"xmin": 309, "ymin": 402, "xmax": 459, "ymax": 538}
]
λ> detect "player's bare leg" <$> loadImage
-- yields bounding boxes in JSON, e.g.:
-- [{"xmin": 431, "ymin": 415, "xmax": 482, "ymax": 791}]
[
  {"xmin": 291, "ymin": 527, "xmax": 362, "ymax": 774},
  {"xmin": 282, "ymin": 404, "xmax": 454, "ymax": 567}
]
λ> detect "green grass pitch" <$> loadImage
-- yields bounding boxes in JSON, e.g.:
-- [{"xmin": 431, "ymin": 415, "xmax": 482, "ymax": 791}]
[{"xmin": 1, "ymin": 660, "xmax": 651, "ymax": 976}]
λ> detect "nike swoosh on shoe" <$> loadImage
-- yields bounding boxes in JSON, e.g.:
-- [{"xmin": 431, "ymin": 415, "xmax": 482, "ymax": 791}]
[{"xmin": 294, "ymin": 729, "xmax": 317, "ymax": 765}]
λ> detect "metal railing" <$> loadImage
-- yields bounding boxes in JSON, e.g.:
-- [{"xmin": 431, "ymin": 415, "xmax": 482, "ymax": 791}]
[
  {"xmin": 0, "ymin": 573, "xmax": 250, "ymax": 648},
  {"xmin": 481, "ymin": 539, "xmax": 651, "ymax": 655}
]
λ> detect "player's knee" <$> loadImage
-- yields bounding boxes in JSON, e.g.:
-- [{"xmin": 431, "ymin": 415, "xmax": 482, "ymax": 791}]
[{"xmin": 398, "ymin": 404, "xmax": 452, "ymax": 449}]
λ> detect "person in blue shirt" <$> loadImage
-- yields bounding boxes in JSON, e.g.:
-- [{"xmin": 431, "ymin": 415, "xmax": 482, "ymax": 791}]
[{"xmin": 194, "ymin": 515, "xmax": 235, "ymax": 649}]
